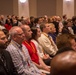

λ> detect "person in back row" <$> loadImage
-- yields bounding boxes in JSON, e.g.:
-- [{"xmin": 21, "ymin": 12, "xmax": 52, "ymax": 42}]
[
  {"xmin": 48, "ymin": 23, "xmax": 57, "ymax": 44},
  {"xmin": 6, "ymin": 26, "xmax": 44, "ymax": 75},
  {"xmin": 0, "ymin": 30, "xmax": 18, "ymax": 75}
]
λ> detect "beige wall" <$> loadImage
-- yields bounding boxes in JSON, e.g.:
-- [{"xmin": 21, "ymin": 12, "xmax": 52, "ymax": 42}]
[
  {"xmin": 29, "ymin": 0, "xmax": 75, "ymax": 18},
  {"xmin": 63, "ymin": 0, "xmax": 74, "ymax": 18},
  {"xmin": 37, "ymin": 0, "xmax": 56, "ymax": 17},
  {"xmin": 74, "ymin": 0, "xmax": 76, "ymax": 16},
  {"xmin": 56, "ymin": 0, "xmax": 63, "ymax": 17},
  {"xmin": 0, "ymin": 0, "xmax": 13, "ymax": 16},
  {"xmin": 29, "ymin": 0, "xmax": 37, "ymax": 17},
  {"xmin": 13, "ymin": 0, "xmax": 18, "ymax": 16},
  {"xmin": 0, "ymin": 0, "xmax": 30, "ymax": 18},
  {"xmin": 0, "ymin": 0, "xmax": 76, "ymax": 18}
]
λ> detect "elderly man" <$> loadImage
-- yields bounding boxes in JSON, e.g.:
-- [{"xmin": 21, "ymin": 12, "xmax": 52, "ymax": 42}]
[
  {"xmin": 6, "ymin": 26, "xmax": 43, "ymax": 75},
  {"xmin": 51, "ymin": 51, "xmax": 76, "ymax": 75},
  {"xmin": 0, "ymin": 30, "xmax": 18, "ymax": 75},
  {"xmin": 38, "ymin": 23, "xmax": 58, "ymax": 57}
]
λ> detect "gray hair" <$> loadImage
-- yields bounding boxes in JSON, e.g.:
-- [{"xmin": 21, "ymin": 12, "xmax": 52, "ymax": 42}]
[{"xmin": 9, "ymin": 26, "xmax": 20, "ymax": 38}]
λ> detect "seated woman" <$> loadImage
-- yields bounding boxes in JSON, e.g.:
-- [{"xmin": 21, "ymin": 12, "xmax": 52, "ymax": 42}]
[
  {"xmin": 4, "ymin": 19, "xmax": 12, "ymax": 31},
  {"xmin": 31, "ymin": 27, "xmax": 52, "ymax": 66}
]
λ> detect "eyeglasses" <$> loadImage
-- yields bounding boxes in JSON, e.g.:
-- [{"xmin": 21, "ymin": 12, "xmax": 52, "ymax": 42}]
[{"xmin": 16, "ymin": 33, "xmax": 24, "ymax": 36}]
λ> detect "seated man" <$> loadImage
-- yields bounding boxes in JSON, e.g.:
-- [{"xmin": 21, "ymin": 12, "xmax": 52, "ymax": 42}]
[
  {"xmin": 20, "ymin": 25, "xmax": 50, "ymax": 72},
  {"xmin": 51, "ymin": 51, "xmax": 76, "ymax": 75},
  {"xmin": 6, "ymin": 26, "xmax": 44, "ymax": 75},
  {"xmin": 0, "ymin": 30, "xmax": 18, "ymax": 75},
  {"xmin": 38, "ymin": 23, "xmax": 58, "ymax": 57}
]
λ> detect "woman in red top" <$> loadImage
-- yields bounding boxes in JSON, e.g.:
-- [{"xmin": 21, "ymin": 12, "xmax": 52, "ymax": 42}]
[{"xmin": 4, "ymin": 19, "xmax": 12, "ymax": 31}]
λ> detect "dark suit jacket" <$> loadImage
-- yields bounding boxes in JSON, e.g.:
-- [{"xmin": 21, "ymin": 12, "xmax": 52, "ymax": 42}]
[{"xmin": 0, "ymin": 50, "xmax": 19, "ymax": 75}]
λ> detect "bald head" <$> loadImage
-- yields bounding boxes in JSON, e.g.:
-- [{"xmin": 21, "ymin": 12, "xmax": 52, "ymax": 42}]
[
  {"xmin": 20, "ymin": 25, "xmax": 32, "ymax": 40},
  {"xmin": 51, "ymin": 51, "xmax": 76, "ymax": 75},
  {"xmin": 20, "ymin": 25, "xmax": 29, "ymax": 32}
]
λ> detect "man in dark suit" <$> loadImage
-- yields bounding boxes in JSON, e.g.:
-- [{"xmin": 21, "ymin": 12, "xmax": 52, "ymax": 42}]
[{"xmin": 0, "ymin": 30, "xmax": 18, "ymax": 75}]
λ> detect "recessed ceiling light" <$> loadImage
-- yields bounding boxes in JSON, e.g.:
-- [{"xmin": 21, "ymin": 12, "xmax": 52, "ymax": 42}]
[
  {"xmin": 66, "ymin": 0, "xmax": 71, "ymax": 1},
  {"xmin": 19, "ymin": 0, "xmax": 26, "ymax": 3}
]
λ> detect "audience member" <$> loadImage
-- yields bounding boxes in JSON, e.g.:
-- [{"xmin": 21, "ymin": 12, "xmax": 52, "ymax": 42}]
[
  {"xmin": 6, "ymin": 26, "xmax": 43, "ymax": 75},
  {"xmin": 5, "ymin": 15, "xmax": 12, "ymax": 24},
  {"xmin": 62, "ymin": 21, "xmax": 70, "ymax": 34},
  {"xmin": 4, "ymin": 18, "xmax": 12, "ymax": 31},
  {"xmin": 56, "ymin": 34, "xmax": 76, "ymax": 54},
  {"xmin": 31, "ymin": 27, "xmax": 52, "ymax": 66},
  {"xmin": 67, "ymin": 19, "xmax": 74, "ymax": 35},
  {"xmin": 29, "ymin": 16, "xmax": 35, "ymax": 28},
  {"xmin": 0, "ymin": 15, "xmax": 5, "ymax": 26},
  {"xmin": 72, "ymin": 16, "xmax": 76, "ymax": 34},
  {"xmin": 51, "ymin": 51, "xmax": 76, "ymax": 75},
  {"xmin": 20, "ymin": 25, "xmax": 50, "ymax": 73},
  {"xmin": 62, "ymin": 14, "xmax": 67, "ymax": 24},
  {"xmin": 34, "ymin": 17, "xmax": 43, "ymax": 28},
  {"xmin": 38, "ymin": 23, "xmax": 58, "ymax": 57},
  {"xmin": 51, "ymin": 16, "xmax": 59, "ymax": 34},
  {"xmin": 48, "ymin": 23, "xmax": 57, "ymax": 44},
  {"xmin": 62, "ymin": 19, "xmax": 74, "ymax": 35},
  {"xmin": 0, "ymin": 30, "xmax": 18, "ymax": 75}
]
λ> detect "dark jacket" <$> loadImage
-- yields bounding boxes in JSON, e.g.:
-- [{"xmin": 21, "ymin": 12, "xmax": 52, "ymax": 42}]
[{"xmin": 0, "ymin": 50, "xmax": 19, "ymax": 75}]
